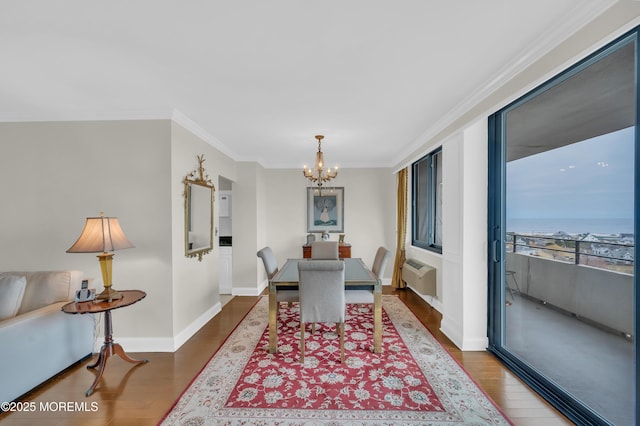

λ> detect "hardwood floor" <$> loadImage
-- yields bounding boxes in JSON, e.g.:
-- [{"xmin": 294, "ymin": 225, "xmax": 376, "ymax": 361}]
[{"xmin": 0, "ymin": 287, "xmax": 572, "ymax": 425}]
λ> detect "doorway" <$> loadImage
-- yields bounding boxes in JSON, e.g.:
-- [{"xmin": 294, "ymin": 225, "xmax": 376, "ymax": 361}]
[{"xmin": 218, "ymin": 176, "xmax": 233, "ymax": 300}]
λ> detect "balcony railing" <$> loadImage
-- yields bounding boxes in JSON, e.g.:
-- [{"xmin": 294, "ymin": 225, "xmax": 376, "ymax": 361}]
[{"xmin": 506, "ymin": 232, "xmax": 634, "ymax": 275}]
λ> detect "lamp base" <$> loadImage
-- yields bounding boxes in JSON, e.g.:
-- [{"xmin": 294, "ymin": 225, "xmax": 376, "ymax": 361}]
[{"xmin": 96, "ymin": 287, "xmax": 123, "ymax": 301}]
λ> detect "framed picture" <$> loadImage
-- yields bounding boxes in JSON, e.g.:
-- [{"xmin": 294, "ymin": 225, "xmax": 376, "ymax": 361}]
[{"xmin": 306, "ymin": 187, "xmax": 344, "ymax": 233}]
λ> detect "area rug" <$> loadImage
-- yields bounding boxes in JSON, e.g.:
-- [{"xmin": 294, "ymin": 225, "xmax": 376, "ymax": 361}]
[{"xmin": 160, "ymin": 296, "xmax": 511, "ymax": 425}]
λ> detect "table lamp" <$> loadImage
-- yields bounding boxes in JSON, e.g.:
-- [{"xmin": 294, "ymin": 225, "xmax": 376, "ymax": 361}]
[{"xmin": 67, "ymin": 212, "xmax": 134, "ymax": 301}]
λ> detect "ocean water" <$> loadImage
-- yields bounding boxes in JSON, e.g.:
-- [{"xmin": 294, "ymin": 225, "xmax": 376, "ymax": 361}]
[{"xmin": 507, "ymin": 218, "xmax": 634, "ymax": 235}]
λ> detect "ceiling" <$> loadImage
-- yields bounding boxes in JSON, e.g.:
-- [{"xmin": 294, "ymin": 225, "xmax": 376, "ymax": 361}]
[
  {"xmin": 506, "ymin": 40, "xmax": 635, "ymax": 162},
  {"xmin": 0, "ymin": 0, "xmax": 618, "ymax": 168}
]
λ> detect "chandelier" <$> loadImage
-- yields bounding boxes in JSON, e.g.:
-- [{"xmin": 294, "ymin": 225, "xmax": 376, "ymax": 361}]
[{"xmin": 302, "ymin": 135, "xmax": 338, "ymax": 187}]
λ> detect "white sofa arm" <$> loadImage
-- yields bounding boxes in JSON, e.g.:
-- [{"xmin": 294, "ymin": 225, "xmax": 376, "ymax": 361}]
[{"xmin": 0, "ymin": 302, "xmax": 94, "ymax": 403}]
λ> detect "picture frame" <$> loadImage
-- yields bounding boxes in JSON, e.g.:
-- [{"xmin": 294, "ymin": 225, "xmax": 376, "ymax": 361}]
[{"xmin": 306, "ymin": 187, "xmax": 344, "ymax": 233}]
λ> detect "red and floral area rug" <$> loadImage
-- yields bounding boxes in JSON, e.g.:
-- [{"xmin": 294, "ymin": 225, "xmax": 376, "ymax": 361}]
[{"xmin": 160, "ymin": 296, "xmax": 511, "ymax": 425}]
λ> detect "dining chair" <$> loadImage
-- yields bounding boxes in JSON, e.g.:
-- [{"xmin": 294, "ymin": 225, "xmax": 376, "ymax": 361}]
[
  {"xmin": 257, "ymin": 247, "xmax": 298, "ymax": 304},
  {"xmin": 345, "ymin": 246, "xmax": 390, "ymax": 305},
  {"xmin": 311, "ymin": 241, "xmax": 339, "ymax": 259},
  {"xmin": 298, "ymin": 260, "xmax": 346, "ymax": 363},
  {"xmin": 371, "ymin": 246, "xmax": 391, "ymax": 280}
]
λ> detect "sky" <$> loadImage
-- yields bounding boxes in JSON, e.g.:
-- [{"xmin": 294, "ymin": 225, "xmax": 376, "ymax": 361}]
[{"xmin": 506, "ymin": 126, "xmax": 634, "ymax": 220}]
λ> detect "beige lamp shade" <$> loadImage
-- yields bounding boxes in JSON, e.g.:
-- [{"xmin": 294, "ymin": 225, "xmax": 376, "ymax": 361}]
[
  {"xmin": 67, "ymin": 214, "xmax": 134, "ymax": 253},
  {"xmin": 66, "ymin": 213, "xmax": 133, "ymax": 301}
]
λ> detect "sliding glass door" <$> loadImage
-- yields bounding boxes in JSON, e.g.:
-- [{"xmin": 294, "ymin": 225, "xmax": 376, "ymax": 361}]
[{"xmin": 488, "ymin": 28, "xmax": 638, "ymax": 425}]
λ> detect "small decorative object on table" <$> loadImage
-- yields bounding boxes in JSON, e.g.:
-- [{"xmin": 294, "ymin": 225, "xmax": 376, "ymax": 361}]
[
  {"xmin": 75, "ymin": 279, "xmax": 96, "ymax": 302},
  {"xmin": 306, "ymin": 234, "xmax": 316, "ymax": 245},
  {"xmin": 339, "ymin": 234, "xmax": 345, "ymax": 245}
]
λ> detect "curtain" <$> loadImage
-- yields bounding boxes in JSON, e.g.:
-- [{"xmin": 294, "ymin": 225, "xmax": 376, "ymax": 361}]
[{"xmin": 391, "ymin": 167, "xmax": 408, "ymax": 288}]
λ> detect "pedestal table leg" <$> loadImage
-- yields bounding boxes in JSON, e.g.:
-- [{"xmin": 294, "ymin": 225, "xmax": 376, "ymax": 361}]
[{"xmin": 85, "ymin": 309, "xmax": 148, "ymax": 396}]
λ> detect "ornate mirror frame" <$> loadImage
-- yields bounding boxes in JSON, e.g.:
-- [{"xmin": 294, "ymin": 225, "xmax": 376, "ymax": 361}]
[{"xmin": 184, "ymin": 154, "xmax": 215, "ymax": 261}]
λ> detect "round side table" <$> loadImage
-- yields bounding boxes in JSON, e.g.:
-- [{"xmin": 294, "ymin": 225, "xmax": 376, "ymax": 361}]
[{"xmin": 62, "ymin": 290, "xmax": 148, "ymax": 396}]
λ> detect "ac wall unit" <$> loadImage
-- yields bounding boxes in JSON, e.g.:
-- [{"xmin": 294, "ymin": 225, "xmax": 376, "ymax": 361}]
[{"xmin": 402, "ymin": 259, "xmax": 436, "ymax": 296}]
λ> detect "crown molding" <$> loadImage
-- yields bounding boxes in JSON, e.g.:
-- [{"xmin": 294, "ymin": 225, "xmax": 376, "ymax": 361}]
[
  {"xmin": 0, "ymin": 0, "xmax": 622, "ymax": 172},
  {"xmin": 0, "ymin": 107, "xmax": 174, "ymax": 123},
  {"xmin": 0, "ymin": 107, "xmax": 253, "ymax": 165},
  {"xmin": 264, "ymin": 160, "xmax": 392, "ymax": 169},
  {"xmin": 170, "ymin": 109, "xmax": 241, "ymax": 162},
  {"xmin": 391, "ymin": 0, "xmax": 617, "ymax": 168}
]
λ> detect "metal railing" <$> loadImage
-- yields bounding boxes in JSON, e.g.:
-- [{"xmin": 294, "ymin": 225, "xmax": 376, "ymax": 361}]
[{"xmin": 506, "ymin": 232, "xmax": 634, "ymax": 274}]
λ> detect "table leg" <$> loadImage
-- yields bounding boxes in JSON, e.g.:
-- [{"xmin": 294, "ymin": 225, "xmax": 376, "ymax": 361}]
[
  {"xmin": 85, "ymin": 310, "xmax": 148, "ymax": 396},
  {"xmin": 268, "ymin": 284, "xmax": 278, "ymax": 354},
  {"xmin": 373, "ymin": 281, "xmax": 382, "ymax": 353}
]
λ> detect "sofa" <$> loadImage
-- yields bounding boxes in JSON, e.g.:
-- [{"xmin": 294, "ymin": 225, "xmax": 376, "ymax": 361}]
[{"xmin": 0, "ymin": 270, "xmax": 94, "ymax": 403}]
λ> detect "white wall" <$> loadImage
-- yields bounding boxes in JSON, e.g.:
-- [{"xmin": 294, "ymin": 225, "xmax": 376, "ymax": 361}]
[
  {"xmin": 261, "ymin": 168, "xmax": 397, "ymax": 288},
  {"xmin": 0, "ymin": 121, "xmax": 397, "ymax": 351},
  {"xmin": 231, "ymin": 162, "xmax": 264, "ymax": 294},
  {"xmin": 0, "ymin": 120, "xmax": 174, "ymax": 343},
  {"xmin": 169, "ymin": 122, "xmax": 237, "ymax": 349},
  {"xmin": 397, "ymin": 10, "xmax": 639, "ymax": 351},
  {"xmin": 0, "ymin": 120, "xmax": 239, "ymax": 352},
  {"xmin": 459, "ymin": 120, "xmax": 489, "ymax": 349},
  {"xmin": 2, "ymin": 8, "xmax": 635, "ymax": 355}
]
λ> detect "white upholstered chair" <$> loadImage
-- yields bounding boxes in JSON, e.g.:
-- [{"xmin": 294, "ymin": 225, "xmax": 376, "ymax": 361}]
[
  {"xmin": 371, "ymin": 246, "xmax": 391, "ymax": 280},
  {"xmin": 298, "ymin": 260, "xmax": 346, "ymax": 363},
  {"xmin": 345, "ymin": 246, "xmax": 390, "ymax": 305},
  {"xmin": 257, "ymin": 247, "xmax": 298, "ymax": 304},
  {"xmin": 311, "ymin": 241, "xmax": 339, "ymax": 259}
]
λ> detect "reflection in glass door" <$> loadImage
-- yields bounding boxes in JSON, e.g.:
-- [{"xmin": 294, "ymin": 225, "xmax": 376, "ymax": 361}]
[{"xmin": 488, "ymin": 30, "xmax": 637, "ymax": 425}]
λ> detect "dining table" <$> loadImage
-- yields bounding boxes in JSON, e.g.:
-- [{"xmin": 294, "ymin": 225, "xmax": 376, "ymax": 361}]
[{"xmin": 268, "ymin": 257, "xmax": 382, "ymax": 354}]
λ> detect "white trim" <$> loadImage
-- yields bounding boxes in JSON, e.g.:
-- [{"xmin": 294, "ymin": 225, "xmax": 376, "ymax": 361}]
[
  {"xmin": 170, "ymin": 109, "xmax": 239, "ymax": 160},
  {"xmin": 265, "ymin": 160, "xmax": 392, "ymax": 169},
  {"xmin": 106, "ymin": 337, "xmax": 175, "ymax": 353},
  {"xmin": 481, "ymin": 15, "xmax": 640, "ymax": 129},
  {"xmin": 0, "ymin": 107, "xmax": 252, "ymax": 166},
  {"xmin": 459, "ymin": 336, "xmax": 489, "ymax": 352},
  {"xmin": 94, "ymin": 301, "xmax": 222, "ymax": 353},
  {"xmin": 172, "ymin": 302, "xmax": 222, "ymax": 351},
  {"xmin": 232, "ymin": 280, "xmax": 267, "ymax": 297},
  {"xmin": 391, "ymin": 0, "xmax": 618, "ymax": 169},
  {"xmin": 0, "ymin": 107, "xmax": 174, "ymax": 123},
  {"xmin": 408, "ymin": 286, "xmax": 442, "ymax": 313}
]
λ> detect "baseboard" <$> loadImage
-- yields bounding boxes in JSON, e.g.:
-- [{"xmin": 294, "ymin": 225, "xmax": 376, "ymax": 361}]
[
  {"xmin": 407, "ymin": 285, "xmax": 442, "ymax": 313},
  {"xmin": 106, "ymin": 336, "xmax": 176, "ymax": 353},
  {"xmin": 459, "ymin": 336, "xmax": 489, "ymax": 351},
  {"xmin": 440, "ymin": 316, "xmax": 488, "ymax": 351},
  {"xmin": 232, "ymin": 280, "xmax": 268, "ymax": 297},
  {"xmin": 94, "ymin": 301, "xmax": 223, "ymax": 353}
]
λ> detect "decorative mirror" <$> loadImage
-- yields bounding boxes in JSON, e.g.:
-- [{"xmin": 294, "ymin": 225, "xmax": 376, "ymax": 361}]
[{"xmin": 184, "ymin": 154, "xmax": 215, "ymax": 261}]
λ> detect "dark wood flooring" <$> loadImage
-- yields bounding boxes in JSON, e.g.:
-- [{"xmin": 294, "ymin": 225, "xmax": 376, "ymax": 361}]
[{"xmin": 0, "ymin": 287, "xmax": 572, "ymax": 425}]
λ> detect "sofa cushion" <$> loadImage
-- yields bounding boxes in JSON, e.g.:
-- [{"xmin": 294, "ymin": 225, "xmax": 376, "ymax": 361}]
[
  {"xmin": 0, "ymin": 275, "xmax": 27, "ymax": 320},
  {"xmin": 20, "ymin": 271, "xmax": 78, "ymax": 315}
]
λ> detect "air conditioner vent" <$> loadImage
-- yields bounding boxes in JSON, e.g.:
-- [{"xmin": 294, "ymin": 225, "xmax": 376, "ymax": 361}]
[
  {"xmin": 406, "ymin": 259, "xmax": 425, "ymax": 270},
  {"xmin": 402, "ymin": 259, "xmax": 436, "ymax": 296}
]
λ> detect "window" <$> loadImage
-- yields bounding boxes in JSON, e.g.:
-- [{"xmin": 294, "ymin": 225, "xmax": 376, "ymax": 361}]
[{"xmin": 412, "ymin": 148, "xmax": 442, "ymax": 253}]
